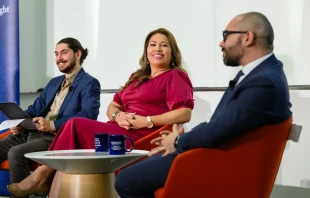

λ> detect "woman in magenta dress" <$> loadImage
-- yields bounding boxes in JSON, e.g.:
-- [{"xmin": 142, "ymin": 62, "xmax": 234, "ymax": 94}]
[
  {"xmin": 8, "ymin": 28, "xmax": 194, "ymax": 197},
  {"xmin": 48, "ymin": 68, "xmax": 193, "ymax": 151}
]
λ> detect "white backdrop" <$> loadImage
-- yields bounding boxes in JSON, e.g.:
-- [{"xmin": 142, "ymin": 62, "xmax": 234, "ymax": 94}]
[
  {"xmin": 19, "ymin": 0, "xmax": 310, "ymax": 92},
  {"xmin": 17, "ymin": 1, "xmax": 310, "ymax": 196}
]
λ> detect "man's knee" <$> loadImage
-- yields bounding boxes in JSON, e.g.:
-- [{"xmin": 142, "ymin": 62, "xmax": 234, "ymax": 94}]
[
  {"xmin": 115, "ymin": 169, "xmax": 130, "ymax": 193},
  {"xmin": 69, "ymin": 117, "xmax": 85, "ymax": 124},
  {"xmin": 63, "ymin": 117, "xmax": 85, "ymax": 129},
  {"xmin": 7, "ymin": 145, "xmax": 25, "ymax": 163}
]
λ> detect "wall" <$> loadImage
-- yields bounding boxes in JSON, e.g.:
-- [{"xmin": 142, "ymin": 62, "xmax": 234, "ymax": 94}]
[
  {"xmin": 19, "ymin": 0, "xmax": 310, "ymax": 92},
  {"xmin": 19, "ymin": 0, "xmax": 48, "ymax": 92},
  {"xmin": 18, "ymin": 0, "xmax": 310, "ymax": 197},
  {"xmin": 20, "ymin": 90, "xmax": 310, "ymax": 197}
]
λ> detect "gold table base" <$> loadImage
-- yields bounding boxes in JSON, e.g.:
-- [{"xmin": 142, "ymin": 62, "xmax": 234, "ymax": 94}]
[{"xmin": 60, "ymin": 173, "xmax": 118, "ymax": 198}]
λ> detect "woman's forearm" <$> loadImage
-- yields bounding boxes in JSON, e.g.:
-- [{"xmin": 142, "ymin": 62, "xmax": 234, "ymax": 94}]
[
  {"xmin": 106, "ymin": 102, "xmax": 122, "ymax": 121},
  {"xmin": 151, "ymin": 108, "xmax": 192, "ymax": 126}
]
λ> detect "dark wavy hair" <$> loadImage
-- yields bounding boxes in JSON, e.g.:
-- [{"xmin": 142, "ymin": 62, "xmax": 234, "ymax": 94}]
[
  {"xmin": 57, "ymin": 37, "xmax": 88, "ymax": 65},
  {"xmin": 121, "ymin": 28, "xmax": 186, "ymax": 90}
]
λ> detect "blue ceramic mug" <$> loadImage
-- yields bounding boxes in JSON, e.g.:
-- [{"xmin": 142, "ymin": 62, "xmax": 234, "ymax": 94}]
[
  {"xmin": 109, "ymin": 134, "xmax": 134, "ymax": 155},
  {"xmin": 94, "ymin": 133, "xmax": 110, "ymax": 152}
]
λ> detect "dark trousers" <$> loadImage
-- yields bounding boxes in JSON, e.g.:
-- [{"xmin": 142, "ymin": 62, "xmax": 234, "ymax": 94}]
[
  {"xmin": 0, "ymin": 132, "xmax": 54, "ymax": 184},
  {"xmin": 115, "ymin": 152, "xmax": 178, "ymax": 198}
]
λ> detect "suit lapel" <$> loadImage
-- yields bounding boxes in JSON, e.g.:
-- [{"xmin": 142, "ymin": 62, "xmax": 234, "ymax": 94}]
[
  {"xmin": 235, "ymin": 54, "xmax": 277, "ymax": 88},
  {"xmin": 57, "ymin": 68, "xmax": 85, "ymax": 118},
  {"xmin": 211, "ymin": 55, "xmax": 279, "ymax": 121},
  {"xmin": 39, "ymin": 77, "xmax": 64, "ymax": 116}
]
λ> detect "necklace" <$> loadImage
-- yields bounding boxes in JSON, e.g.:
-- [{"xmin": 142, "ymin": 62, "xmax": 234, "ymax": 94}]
[{"xmin": 151, "ymin": 68, "xmax": 169, "ymax": 78}]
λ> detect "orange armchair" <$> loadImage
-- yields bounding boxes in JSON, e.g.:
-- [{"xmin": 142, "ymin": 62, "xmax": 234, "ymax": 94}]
[
  {"xmin": 134, "ymin": 125, "xmax": 172, "ymax": 150},
  {"xmin": 115, "ymin": 125, "xmax": 172, "ymax": 176},
  {"xmin": 0, "ymin": 130, "xmax": 39, "ymax": 170},
  {"xmin": 0, "ymin": 130, "xmax": 13, "ymax": 196},
  {"xmin": 154, "ymin": 117, "xmax": 292, "ymax": 198},
  {"xmin": 0, "ymin": 130, "xmax": 12, "ymax": 169},
  {"xmin": 0, "ymin": 130, "xmax": 12, "ymax": 139}
]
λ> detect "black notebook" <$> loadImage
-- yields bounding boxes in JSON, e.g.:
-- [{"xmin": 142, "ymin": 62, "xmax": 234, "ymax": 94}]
[{"xmin": 0, "ymin": 102, "xmax": 36, "ymax": 131}]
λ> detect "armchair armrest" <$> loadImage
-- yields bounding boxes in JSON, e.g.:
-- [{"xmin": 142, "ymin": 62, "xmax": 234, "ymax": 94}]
[
  {"xmin": 157, "ymin": 148, "xmax": 219, "ymax": 198},
  {"xmin": 134, "ymin": 125, "xmax": 172, "ymax": 151},
  {"xmin": 0, "ymin": 130, "xmax": 12, "ymax": 139},
  {"xmin": 115, "ymin": 125, "xmax": 172, "ymax": 176}
]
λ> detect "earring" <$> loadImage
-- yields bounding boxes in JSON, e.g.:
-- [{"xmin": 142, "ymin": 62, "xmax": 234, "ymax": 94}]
[{"xmin": 147, "ymin": 60, "xmax": 149, "ymax": 64}]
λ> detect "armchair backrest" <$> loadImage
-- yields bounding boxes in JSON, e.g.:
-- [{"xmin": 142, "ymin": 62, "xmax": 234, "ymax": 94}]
[{"xmin": 155, "ymin": 117, "xmax": 293, "ymax": 198}]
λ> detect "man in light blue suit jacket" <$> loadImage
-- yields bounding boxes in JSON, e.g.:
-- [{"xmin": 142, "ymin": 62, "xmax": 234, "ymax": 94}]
[
  {"xmin": 0, "ymin": 38, "xmax": 100, "ymax": 191},
  {"xmin": 115, "ymin": 12, "xmax": 292, "ymax": 198}
]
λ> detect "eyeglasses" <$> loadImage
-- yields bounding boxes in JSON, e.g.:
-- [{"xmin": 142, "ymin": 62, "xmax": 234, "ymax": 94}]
[{"xmin": 222, "ymin": 30, "xmax": 247, "ymax": 42}]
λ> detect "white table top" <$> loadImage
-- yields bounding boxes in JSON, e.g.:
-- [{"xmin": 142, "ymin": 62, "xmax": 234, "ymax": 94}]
[{"xmin": 25, "ymin": 149, "xmax": 149, "ymax": 174}]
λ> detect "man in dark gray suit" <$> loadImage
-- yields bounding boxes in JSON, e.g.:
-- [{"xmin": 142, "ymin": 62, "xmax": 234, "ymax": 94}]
[
  {"xmin": 115, "ymin": 12, "xmax": 292, "ymax": 198},
  {"xmin": 0, "ymin": 37, "xmax": 100, "ymax": 197}
]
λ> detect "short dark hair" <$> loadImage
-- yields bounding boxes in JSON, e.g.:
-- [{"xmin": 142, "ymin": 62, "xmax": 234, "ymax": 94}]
[
  {"xmin": 57, "ymin": 37, "xmax": 88, "ymax": 65},
  {"xmin": 237, "ymin": 12, "xmax": 274, "ymax": 50}
]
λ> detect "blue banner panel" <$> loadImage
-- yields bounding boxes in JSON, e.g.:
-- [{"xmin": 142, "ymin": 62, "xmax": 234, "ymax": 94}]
[{"xmin": 0, "ymin": 0, "xmax": 20, "ymax": 131}]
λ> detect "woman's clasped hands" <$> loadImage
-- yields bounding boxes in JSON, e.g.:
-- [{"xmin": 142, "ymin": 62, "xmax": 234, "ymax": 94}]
[{"xmin": 115, "ymin": 112, "xmax": 148, "ymax": 130}]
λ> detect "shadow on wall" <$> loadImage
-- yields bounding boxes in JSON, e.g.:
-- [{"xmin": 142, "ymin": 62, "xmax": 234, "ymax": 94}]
[
  {"xmin": 184, "ymin": 94, "xmax": 211, "ymax": 132},
  {"xmin": 272, "ymin": 90, "xmax": 310, "ymax": 197},
  {"xmin": 276, "ymin": 55, "xmax": 295, "ymax": 85},
  {"xmin": 271, "ymin": 185, "xmax": 310, "ymax": 198}
]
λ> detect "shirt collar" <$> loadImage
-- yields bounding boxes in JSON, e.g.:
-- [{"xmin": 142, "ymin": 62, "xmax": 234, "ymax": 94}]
[
  {"xmin": 65, "ymin": 66, "xmax": 81, "ymax": 84},
  {"xmin": 241, "ymin": 52, "xmax": 273, "ymax": 75}
]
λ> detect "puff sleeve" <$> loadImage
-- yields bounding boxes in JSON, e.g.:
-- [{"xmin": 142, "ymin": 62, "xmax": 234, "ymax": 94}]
[{"xmin": 165, "ymin": 70, "xmax": 194, "ymax": 110}]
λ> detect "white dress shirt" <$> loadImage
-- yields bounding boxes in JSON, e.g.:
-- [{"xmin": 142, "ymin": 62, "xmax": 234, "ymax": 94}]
[{"xmin": 236, "ymin": 52, "xmax": 273, "ymax": 86}]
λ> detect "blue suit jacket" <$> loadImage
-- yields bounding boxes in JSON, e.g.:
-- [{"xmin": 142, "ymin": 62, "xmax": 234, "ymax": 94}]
[
  {"xmin": 25, "ymin": 68, "xmax": 101, "ymax": 131},
  {"xmin": 176, "ymin": 54, "xmax": 292, "ymax": 152}
]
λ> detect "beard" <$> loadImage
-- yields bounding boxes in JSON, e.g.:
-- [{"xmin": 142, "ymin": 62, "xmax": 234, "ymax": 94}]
[
  {"xmin": 222, "ymin": 38, "xmax": 243, "ymax": 67},
  {"xmin": 58, "ymin": 58, "xmax": 77, "ymax": 73}
]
